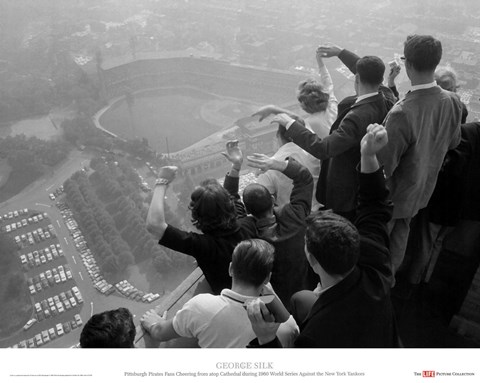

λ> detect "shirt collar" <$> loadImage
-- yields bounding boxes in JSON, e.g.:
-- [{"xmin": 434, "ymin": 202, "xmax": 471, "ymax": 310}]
[
  {"xmin": 221, "ymin": 289, "xmax": 256, "ymax": 304},
  {"xmin": 410, "ymin": 81, "xmax": 437, "ymax": 92},
  {"xmin": 355, "ymin": 92, "xmax": 379, "ymax": 103}
]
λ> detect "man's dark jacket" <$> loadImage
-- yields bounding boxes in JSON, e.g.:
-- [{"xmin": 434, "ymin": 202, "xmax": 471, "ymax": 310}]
[
  {"xmin": 225, "ymin": 159, "xmax": 318, "ymax": 306},
  {"xmin": 285, "ymin": 49, "xmax": 394, "ymax": 215},
  {"xmin": 250, "ymin": 167, "xmax": 401, "ymax": 347}
]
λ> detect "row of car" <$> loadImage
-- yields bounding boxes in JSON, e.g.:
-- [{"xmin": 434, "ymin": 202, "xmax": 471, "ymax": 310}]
[
  {"xmin": 14, "ymin": 224, "xmax": 56, "ymax": 250},
  {"xmin": 12, "ymin": 315, "xmax": 83, "ymax": 348},
  {"xmin": 115, "ymin": 280, "xmax": 161, "ymax": 303},
  {"xmin": 20, "ymin": 243, "xmax": 65, "ymax": 271},
  {"xmin": 57, "ymin": 201, "xmax": 117, "ymax": 296},
  {"xmin": 1, "ymin": 208, "xmax": 29, "ymax": 222},
  {"xmin": 27, "ymin": 264, "xmax": 73, "ymax": 294},
  {"xmin": 33, "ymin": 287, "xmax": 84, "ymax": 321},
  {"xmin": 49, "ymin": 185, "xmax": 64, "ymax": 201},
  {"xmin": 4, "ymin": 212, "xmax": 48, "ymax": 233}
]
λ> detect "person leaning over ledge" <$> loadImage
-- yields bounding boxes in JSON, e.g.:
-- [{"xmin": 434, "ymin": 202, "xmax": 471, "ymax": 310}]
[
  {"xmin": 246, "ymin": 124, "xmax": 401, "ymax": 348},
  {"xmin": 146, "ymin": 157, "xmax": 252, "ymax": 295},
  {"xmin": 80, "ymin": 308, "xmax": 136, "ymax": 348},
  {"xmin": 140, "ymin": 239, "xmax": 298, "ymax": 348}
]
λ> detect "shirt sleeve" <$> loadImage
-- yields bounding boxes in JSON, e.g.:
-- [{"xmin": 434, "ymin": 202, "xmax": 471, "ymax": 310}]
[
  {"xmin": 378, "ymin": 108, "xmax": 411, "ymax": 178},
  {"xmin": 172, "ymin": 296, "xmax": 204, "ymax": 338},
  {"xmin": 159, "ymin": 225, "xmax": 204, "ymax": 260},
  {"xmin": 285, "ymin": 115, "xmax": 362, "ymax": 160}
]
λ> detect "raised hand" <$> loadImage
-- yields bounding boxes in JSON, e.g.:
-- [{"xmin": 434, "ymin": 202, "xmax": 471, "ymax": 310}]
[
  {"xmin": 361, "ymin": 124, "xmax": 388, "ymax": 156},
  {"xmin": 157, "ymin": 166, "xmax": 178, "ymax": 183},
  {"xmin": 271, "ymin": 113, "xmax": 294, "ymax": 127},
  {"xmin": 388, "ymin": 64, "xmax": 401, "ymax": 87},
  {"xmin": 316, "ymin": 43, "xmax": 343, "ymax": 58},
  {"xmin": 247, "ymin": 153, "xmax": 286, "ymax": 173},
  {"xmin": 252, "ymin": 105, "xmax": 282, "ymax": 122},
  {"xmin": 221, "ymin": 140, "xmax": 243, "ymax": 168}
]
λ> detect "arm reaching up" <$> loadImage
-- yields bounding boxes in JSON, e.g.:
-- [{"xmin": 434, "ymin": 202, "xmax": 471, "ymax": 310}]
[
  {"xmin": 146, "ymin": 166, "xmax": 178, "ymax": 240},
  {"xmin": 252, "ymin": 104, "xmax": 300, "ymax": 122},
  {"xmin": 221, "ymin": 140, "xmax": 243, "ymax": 177},
  {"xmin": 316, "ymin": 43, "xmax": 343, "ymax": 58},
  {"xmin": 360, "ymin": 123, "xmax": 388, "ymax": 174}
]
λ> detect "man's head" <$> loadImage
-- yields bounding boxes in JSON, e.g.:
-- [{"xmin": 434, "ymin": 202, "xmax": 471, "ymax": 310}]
[
  {"xmin": 230, "ymin": 239, "xmax": 275, "ymax": 287},
  {"xmin": 243, "ymin": 183, "xmax": 273, "ymax": 218},
  {"xmin": 435, "ymin": 66, "xmax": 458, "ymax": 92},
  {"xmin": 403, "ymin": 35, "xmax": 442, "ymax": 74},
  {"xmin": 305, "ymin": 210, "xmax": 360, "ymax": 276},
  {"xmin": 355, "ymin": 56, "xmax": 385, "ymax": 92},
  {"xmin": 80, "ymin": 308, "xmax": 136, "ymax": 348},
  {"xmin": 189, "ymin": 179, "xmax": 237, "ymax": 234},
  {"xmin": 297, "ymin": 79, "xmax": 330, "ymax": 114}
]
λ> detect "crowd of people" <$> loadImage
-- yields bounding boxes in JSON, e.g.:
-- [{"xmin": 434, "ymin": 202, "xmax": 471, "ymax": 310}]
[{"xmin": 79, "ymin": 34, "xmax": 479, "ymax": 348}]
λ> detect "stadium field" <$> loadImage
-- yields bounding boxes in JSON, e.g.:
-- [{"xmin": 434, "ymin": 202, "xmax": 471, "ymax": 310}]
[{"xmin": 99, "ymin": 87, "xmax": 260, "ymax": 153}]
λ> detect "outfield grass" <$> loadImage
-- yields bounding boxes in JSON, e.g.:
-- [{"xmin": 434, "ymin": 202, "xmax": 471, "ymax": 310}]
[{"xmin": 99, "ymin": 87, "xmax": 258, "ymax": 153}]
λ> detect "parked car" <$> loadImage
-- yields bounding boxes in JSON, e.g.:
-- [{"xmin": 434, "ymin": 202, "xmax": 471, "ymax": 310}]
[
  {"xmin": 24, "ymin": 318, "xmax": 37, "ymax": 331},
  {"xmin": 56, "ymin": 323, "xmax": 64, "ymax": 336}
]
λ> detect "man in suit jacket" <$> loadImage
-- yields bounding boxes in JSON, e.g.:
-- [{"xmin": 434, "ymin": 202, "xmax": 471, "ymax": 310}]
[
  {"xmin": 272, "ymin": 55, "xmax": 393, "ymax": 219},
  {"xmin": 246, "ymin": 124, "xmax": 401, "ymax": 348}
]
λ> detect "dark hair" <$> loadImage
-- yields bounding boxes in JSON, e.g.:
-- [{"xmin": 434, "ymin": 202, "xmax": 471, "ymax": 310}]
[
  {"xmin": 189, "ymin": 179, "xmax": 237, "ymax": 234},
  {"xmin": 404, "ymin": 34, "xmax": 442, "ymax": 72},
  {"xmin": 231, "ymin": 239, "xmax": 275, "ymax": 287},
  {"xmin": 356, "ymin": 56, "xmax": 385, "ymax": 86},
  {"xmin": 305, "ymin": 210, "xmax": 360, "ymax": 275},
  {"xmin": 242, "ymin": 183, "xmax": 273, "ymax": 218},
  {"xmin": 297, "ymin": 79, "xmax": 330, "ymax": 114},
  {"xmin": 80, "ymin": 308, "xmax": 136, "ymax": 348}
]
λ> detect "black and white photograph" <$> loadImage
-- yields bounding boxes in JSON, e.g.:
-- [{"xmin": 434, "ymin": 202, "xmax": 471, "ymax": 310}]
[{"xmin": 0, "ymin": 0, "xmax": 479, "ymax": 381}]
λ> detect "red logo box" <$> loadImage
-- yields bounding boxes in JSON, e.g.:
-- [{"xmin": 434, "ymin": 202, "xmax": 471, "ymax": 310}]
[{"xmin": 422, "ymin": 371, "xmax": 436, "ymax": 378}]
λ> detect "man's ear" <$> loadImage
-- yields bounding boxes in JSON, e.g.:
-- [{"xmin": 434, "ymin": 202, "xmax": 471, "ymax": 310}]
[{"xmin": 228, "ymin": 262, "xmax": 233, "ymax": 277}]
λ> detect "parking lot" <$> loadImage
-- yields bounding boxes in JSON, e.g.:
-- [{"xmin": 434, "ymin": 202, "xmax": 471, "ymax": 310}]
[{"xmin": 2, "ymin": 207, "xmax": 84, "ymax": 348}]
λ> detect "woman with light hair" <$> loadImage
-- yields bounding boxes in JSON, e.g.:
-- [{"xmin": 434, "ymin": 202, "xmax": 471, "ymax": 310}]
[
  {"xmin": 435, "ymin": 66, "xmax": 458, "ymax": 92},
  {"xmin": 253, "ymin": 47, "xmax": 338, "ymax": 140},
  {"xmin": 435, "ymin": 66, "xmax": 468, "ymax": 123}
]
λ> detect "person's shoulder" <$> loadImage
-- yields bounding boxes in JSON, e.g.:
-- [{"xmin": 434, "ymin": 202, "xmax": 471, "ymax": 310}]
[{"xmin": 187, "ymin": 293, "xmax": 223, "ymax": 309}]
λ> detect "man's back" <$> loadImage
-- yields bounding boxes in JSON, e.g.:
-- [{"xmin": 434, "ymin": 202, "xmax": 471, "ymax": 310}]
[
  {"xmin": 294, "ymin": 166, "xmax": 399, "ymax": 348},
  {"xmin": 172, "ymin": 291, "xmax": 255, "ymax": 348},
  {"xmin": 380, "ymin": 86, "xmax": 462, "ymax": 219}
]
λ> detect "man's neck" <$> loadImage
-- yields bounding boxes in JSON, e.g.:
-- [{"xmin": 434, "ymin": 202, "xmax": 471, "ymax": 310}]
[
  {"xmin": 231, "ymin": 282, "xmax": 261, "ymax": 297},
  {"xmin": 317, "ymin": 267, "xmax": 354, "ymax": 291},
  {"xmin": 357, "ymin": 85, "xmax": 379, "ymax": 96},
  {"xmin": 409, "ymin": 72, "xmax": 435, "ymax": 86}
]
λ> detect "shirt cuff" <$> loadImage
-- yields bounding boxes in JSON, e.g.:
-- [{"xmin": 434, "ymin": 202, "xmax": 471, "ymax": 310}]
[{"xmin": 285, "ymin": 118, "xmax": 296, "ymax": 130}]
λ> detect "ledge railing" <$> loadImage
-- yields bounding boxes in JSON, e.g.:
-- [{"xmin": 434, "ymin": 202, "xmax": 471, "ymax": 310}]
[{"xmin": 134, "ymin": 267, "xmax": 211, "ymax": 348}]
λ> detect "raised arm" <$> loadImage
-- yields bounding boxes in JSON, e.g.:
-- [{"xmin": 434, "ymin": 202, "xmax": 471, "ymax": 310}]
[
  {"xmin": 222, "ymin": 140, "xmax": 247, "ymax": 218},
  {"xmin": 146, "ymin": 166, "xmax": 178, "ymax": 240},
  {"xmin": 252, "ymin": 104, "xmax": 300, "ymax": 122},
  {"xmin": 355, "ymin": 124, "xmax": 394, "ymax": 290},
  {"xmin": 273, "ymin": 113, "xmax": 361, "ymax": 161},
  {"xmin": 247, "ymin": 154, "xmax": 313, "ymax": 222},
  {"xmin": 315, "ymin": 51, "xmax": 334, "ymax": 95},
  {"xmin": 317, "ymin": 43, "xmax": 360, "ymax": 75}
]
